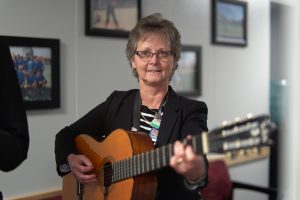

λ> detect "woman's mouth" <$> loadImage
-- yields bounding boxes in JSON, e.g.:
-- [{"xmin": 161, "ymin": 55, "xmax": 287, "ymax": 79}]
[{"xmin": 147, "ymin": 69, "xmax": 161, "ymax": 72}]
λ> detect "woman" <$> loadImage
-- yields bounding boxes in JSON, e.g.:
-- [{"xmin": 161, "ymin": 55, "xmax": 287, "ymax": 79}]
[{"xmin": 55, "ymin": 13, "xmax": 208, "ymax": 200}]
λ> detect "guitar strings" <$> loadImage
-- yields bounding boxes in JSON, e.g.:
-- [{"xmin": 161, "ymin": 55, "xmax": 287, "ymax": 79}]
[
  {"xmin": 99, "ymin": 136, "xmax": 199, "ymax": 183},
  {"xmin": 98, "ymin": 144, "xmax": 175, "ymax": 183},
  {"xmin": 96, "ymin": 136, "xmax": 201, "ymax": 183}
]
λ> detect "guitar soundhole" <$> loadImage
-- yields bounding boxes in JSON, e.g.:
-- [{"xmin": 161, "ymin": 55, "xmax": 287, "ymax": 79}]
[{"xmin": 103, "ymin": 162, "xmax": 112, "ymax": 187}]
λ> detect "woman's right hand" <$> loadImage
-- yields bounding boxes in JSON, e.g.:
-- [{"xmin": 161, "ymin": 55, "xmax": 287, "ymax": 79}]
[{"xmin": 67, "ymin": 154, "xmax": 97, "ymax": 184}]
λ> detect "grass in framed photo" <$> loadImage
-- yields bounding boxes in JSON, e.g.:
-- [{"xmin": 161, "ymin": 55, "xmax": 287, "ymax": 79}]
[
  {"xmin": 212, "ymin": 0, "xmax": 247, "ymax": 46},
  {"xmin": 0, "ymin": 36, "xmax": 60, "ymax": 110},
  {"xmin": 170, "ymin": 45, "xmax": 201, "ymax": 97},
  {"xmin": 85, "ymin": 0, "xmax": 141, "ymax": 38}
]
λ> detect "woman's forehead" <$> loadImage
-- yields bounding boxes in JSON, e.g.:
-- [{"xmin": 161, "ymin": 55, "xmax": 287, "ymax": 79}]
[
  {"xmin": 139, "ymin": 31, "xmax": 168, "ymax": 41},
  {"xmin": 137, "ymin": 33, "xmax": 170, "ymax": 47}
]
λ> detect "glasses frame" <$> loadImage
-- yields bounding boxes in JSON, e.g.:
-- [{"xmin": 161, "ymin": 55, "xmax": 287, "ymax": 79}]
[{"xmin": 135, "ymin": 50, "xmax": 173, "ymax": 61}]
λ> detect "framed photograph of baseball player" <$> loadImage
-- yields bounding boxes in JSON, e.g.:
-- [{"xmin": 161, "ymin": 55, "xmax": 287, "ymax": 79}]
[{"xmin": 85, "ymin": 0, "xmax": 141, "ymax": 38}]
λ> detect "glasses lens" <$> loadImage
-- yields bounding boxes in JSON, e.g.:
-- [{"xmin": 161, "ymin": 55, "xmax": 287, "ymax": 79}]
[
  {"xmin": 136, "ymin": 51, "xmax": 172, "ymax": 60},
  {"xmin": 137, "ymin": 51, "xmax": 151, "ymax": 59},
  {"xmin": 157, "ymin": 51, "xmax": 171, "ymax": 59}
]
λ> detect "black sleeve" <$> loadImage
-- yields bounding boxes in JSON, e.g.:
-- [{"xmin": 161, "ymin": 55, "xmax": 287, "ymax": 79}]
[
  {"xmin": 0, "ymin": 38, "xmax": 29, "ymax": 172},
  {"xmin": 181, "ymin": 99, "xmax": 209, "ymax": 190},
  {"xmin": 181, "ymin": 100, "xmax": 208, "ymax": 137},
  {"xmin": 54, "ymin": 91, "xmax": 116, "ymax": 176}
]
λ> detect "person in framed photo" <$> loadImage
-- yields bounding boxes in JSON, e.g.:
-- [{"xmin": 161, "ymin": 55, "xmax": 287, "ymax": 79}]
[
  {"xmin": 55, "ymin": 13, "xmax": 208, "ymax": 200},
  {"xmin": 0, "ymin": 38, "xmax": 29, "ymax": 198},
  {"xmin": 104, "ymin": 0, "xmax": 120, "ymax": 29}
]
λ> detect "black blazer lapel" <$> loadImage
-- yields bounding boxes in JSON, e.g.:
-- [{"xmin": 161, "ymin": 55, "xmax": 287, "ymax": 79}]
[
  {"xmin": 156, "ymin": 88, "xmax": 180, "ymax": 146},
  {"xmin": 119, "ymin": 96, "xmax": 135, "ymax": 130},
  {"xmin": 108, "ymin": 90, "xmax": 137, "ymax": 132}
]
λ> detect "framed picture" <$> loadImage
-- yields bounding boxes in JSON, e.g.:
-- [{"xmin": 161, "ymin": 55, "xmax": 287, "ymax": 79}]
[
  {"xmin": 212, "ymin": 0, "xmax": 247, "ymax": 46},
  {"xmin": 85, "ymin": 0, "xmax": 141, "ymax": 38},
  {"xmin": 170, "ymin": 45, "xmax": 201, "ymax": 97},
  {"xmin": 0, "ymin": 35, "xmax": 60, "ymax": 110}
]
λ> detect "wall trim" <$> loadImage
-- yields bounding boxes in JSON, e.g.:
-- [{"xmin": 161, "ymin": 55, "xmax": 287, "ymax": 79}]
[{"xmin": 8, "ymin": 189, "xmax": 61, "ymax": 200}]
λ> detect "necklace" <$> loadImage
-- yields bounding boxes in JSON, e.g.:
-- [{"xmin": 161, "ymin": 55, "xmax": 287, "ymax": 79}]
[
  {"xmin": 142, "ymin": 90, "xmax": 169, "ymax": 115},
  {"xmin": 140, "ymin": 90, "xmax": 169, "ymax": 129},
  {"xmin": 140, "ymin": 111, "xmax": 154, "ymax": 124},
  {"xmin": 140, "ymin": 107, "xmax": 161, "ymax": 129},
  {"xmin": 145, "ymin": 106, "xmax": 159, "ymax": 115}
]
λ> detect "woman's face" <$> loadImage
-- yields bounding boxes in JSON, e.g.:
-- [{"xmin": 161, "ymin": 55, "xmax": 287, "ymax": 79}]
[{"xmin": 131, "ymin": 33, "xmax": 176, "ymax": 88}]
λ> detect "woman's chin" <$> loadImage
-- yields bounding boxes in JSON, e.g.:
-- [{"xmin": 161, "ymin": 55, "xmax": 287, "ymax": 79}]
[{"xmin": 144, "ymin": 80, "xmax": 168, "ymax": 88}]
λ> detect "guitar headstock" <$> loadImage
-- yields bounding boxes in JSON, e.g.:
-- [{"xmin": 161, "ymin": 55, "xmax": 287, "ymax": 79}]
[{"xmin": 205, "ymin": 114, "xmax": 276, "ymax": 154}]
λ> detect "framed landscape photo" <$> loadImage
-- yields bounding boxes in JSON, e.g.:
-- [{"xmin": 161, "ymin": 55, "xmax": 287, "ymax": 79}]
[
  {"xmin": 170, "ymin": 45, "xmax": 201, "ymax": 97},
  {"xmin": 0, "ymin": 35, "xmax": 60, "ymax": 110},
  {"xmin": 85, "ymin": 0, "xmax": 141, "ymax": 38},
  {"xmin": 212, "ymin": 0, "xmax": 247, "ymax": 46}
]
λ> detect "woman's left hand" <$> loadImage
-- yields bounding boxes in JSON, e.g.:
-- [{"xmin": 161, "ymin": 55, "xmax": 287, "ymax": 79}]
[{"xmin": 170, "ymin": 136, "xmax": 206, "ymax": 182}]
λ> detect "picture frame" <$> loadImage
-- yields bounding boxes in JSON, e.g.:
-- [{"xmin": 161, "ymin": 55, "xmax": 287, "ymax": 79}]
[
  {"xmin": 212, "ymin": 0, "xmax": 247, "ymax": 46},
  {"xmin": 0, "ymin": 35, "xmax": 60, "ymax": 110},
  {"xmin": 85, "ymin": 0, "xmax": 141, "ymax": 38},
  {"xmin": 170, "ymin": 45, "xmax": 201, "ymax": 97}
]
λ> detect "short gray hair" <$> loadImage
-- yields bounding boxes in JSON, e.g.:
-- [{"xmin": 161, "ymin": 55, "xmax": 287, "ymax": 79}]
[{"xmin": 126, "ymin": 13, "xmax": 181, "ymax": 80}]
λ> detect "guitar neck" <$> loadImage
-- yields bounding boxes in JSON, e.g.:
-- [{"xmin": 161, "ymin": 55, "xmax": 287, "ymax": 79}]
[
  {"xmin": 109, "ymin": 115, "xmax": 273, "ymax": 184},
  {"xmin": 110, "ymin": 134, "xmax": 203, "ymax": 183}
]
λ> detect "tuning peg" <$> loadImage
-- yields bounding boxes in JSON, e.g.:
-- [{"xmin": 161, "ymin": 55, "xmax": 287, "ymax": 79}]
[
  {"xmin": 239, "ymin": 149, "xmax": 245, "ymax": 156},
  {"xmin": 247, "ymin": 113, "xmax": 254, "ymax": 119},
  {"xmin": 234, "ymin": 117, "xmax": 240, "ymax": 122},
  {"xmin": 222, "ymin": 120, "xmax": 229, "ymax": 126},
  {"xmin": 226, "ymin": 151, "xmax": 234, "ymax": 159},
  {"xmin": 252, "ymin": 147, "xmax": 262, "ymax": 155},
  {"xmin": 245, "ymin": 148, "xmax": 252, "ymax": 155}
]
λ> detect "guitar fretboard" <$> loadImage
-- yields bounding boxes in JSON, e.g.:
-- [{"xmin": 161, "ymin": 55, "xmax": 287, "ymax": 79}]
[{"xmin": 108, "ymin": 134, "xmax": 203, "ymax": 183}]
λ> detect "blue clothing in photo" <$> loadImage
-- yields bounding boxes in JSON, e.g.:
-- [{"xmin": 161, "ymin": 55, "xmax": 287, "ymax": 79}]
[
  {"xmin": 26, "ymin": 60, "xmax": 35, "ymax": 74},
  {"xmin": 16, "ymin": 71, "xmax": 25, "ymax": 85}
]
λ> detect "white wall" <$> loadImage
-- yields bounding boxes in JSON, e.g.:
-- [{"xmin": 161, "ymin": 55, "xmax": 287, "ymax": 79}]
[
  {"xmin": 0, "ymin": 0, "xmax": 271, "ymax": 199},
  {"xmin": 0, "ymin": 0, "xmax": 77, "ymax": 198}
]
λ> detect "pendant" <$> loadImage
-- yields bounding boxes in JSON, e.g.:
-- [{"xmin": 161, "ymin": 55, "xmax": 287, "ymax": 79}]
[
  {"xmin": 149, "ymin": 128, "xmax": 159, "ymax": 143},
  {"xmin": 150, "ymin": 117, "xmax": 161, "ymax": 129}
]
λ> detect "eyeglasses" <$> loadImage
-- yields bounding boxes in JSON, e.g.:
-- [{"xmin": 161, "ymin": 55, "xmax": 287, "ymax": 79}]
[{"xmin": 135, "ymin": 51, "xmax": 173, "ymax": 61}]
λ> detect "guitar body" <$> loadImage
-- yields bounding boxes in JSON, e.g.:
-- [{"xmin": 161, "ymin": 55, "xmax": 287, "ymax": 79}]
[{"xmin": 62, "ymin": 129, "xmax": 157, "ymax": 200}]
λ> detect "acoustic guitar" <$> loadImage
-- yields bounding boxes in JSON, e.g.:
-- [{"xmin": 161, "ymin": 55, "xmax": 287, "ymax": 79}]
[{"xmin": 62, "ymin": 114, "xmax": 275, "ymax": 200}]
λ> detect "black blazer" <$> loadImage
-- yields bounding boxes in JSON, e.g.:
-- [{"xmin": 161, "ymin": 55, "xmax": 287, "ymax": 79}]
[
  {"xmin": 55, "ymin": 87, "xmax": 208, "ymax": 200},
  {"xmin": 0, "ymin": 38, "xmax": 29, "ymax": 172}
]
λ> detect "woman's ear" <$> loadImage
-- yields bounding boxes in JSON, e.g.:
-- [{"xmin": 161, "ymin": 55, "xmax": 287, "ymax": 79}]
[{"xmin": 131, "ymin": 57, "xmax": 136, "ymax": 69}]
